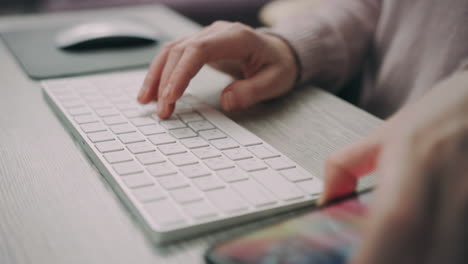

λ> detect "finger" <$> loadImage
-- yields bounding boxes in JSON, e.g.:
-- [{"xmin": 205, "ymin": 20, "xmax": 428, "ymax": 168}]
[
  {"xmin": 220, "ymin": 66, "xmax": 281, "ymax": 111},
  {"xmin": 319, "ymin": 136, "xmax": 380, "ymax": 204},
  {"xmin": 156, "ymin": 45, "xmax": 206, "ymax": 119},
  {"xmin": 138, "ymin": 44, "xmax": 170, "ymax": 103},
  {"xmin": 158, "ymin": 44, "xmax": 185, "ymax": 100},
  {"xmin": 138, "ymin": 40, "xmax": 181, "ymax": 104}
]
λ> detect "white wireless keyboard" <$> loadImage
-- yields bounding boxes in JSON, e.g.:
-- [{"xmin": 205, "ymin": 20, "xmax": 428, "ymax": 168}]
[{"xmin": 41, "ymin": 70, "xmax": 323, "ymax": 243}]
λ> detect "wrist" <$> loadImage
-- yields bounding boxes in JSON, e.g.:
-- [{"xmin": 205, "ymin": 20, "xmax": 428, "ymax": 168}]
[{"xmin": 257, "ymin": 28, "xmax": 301, "ymax": 84}]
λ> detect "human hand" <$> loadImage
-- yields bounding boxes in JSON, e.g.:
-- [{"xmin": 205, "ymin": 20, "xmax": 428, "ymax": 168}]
[
  {"xmin": 321, "ymin": 72, "xmax": 468, "ymax": 263},
  {"xmin": 137, "ymin": 21, "xmax": 298, "ymax": 119}
]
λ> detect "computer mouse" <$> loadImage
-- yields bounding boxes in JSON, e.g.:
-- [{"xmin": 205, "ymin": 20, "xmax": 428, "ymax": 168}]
[{"xmin": 55, "ymin": 19, "xmax": 160, "ymax": 51}]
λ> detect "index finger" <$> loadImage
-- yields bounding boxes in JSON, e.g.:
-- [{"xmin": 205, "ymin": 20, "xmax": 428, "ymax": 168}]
[
  {"xmin": 138, "ymin": 40, "xmax": 185, "ymax": 104},
  {"xmin": 320, "ymin": 137, "xmax": 381, "ymax": 204}
]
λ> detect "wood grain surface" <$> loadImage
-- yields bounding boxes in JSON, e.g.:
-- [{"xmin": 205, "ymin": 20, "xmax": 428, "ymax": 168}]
[{"xmin": 0, "ymin": 5, "xmax": 381, "ymax": 264}]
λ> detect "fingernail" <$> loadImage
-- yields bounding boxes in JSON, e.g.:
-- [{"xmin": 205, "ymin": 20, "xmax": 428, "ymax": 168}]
[
  {"xmin": 162, "ymin": 85, "xmax": 171, "ymax": 99},
  {"xmin": 317, "ymin": 196, "xmax": 325, "ymax": 206},
  {"xmin": 138, "ymin": 85, "xmax": 148, "ymax": 100},
  {"xmin": 223, "ymin": 91, "xmax": 233, "ymax": 111},
  {"xmin": 157, "ymin": 99, "xmax": 164, "ymax": 115}
]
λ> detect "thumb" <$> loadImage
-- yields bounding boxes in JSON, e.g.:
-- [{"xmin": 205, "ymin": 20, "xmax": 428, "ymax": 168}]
[
  {"xmin": 319, "ymin": 136, "xmax": 381, "ymax": 204},
  {"xmin": 220, "ymin": 67, "xmax": 279, "ymax": 111}
]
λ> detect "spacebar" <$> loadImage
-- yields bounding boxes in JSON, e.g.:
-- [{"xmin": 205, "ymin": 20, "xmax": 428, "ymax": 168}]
[{"xmin": 197, "ymin": 106, "xmax": 262, "ymax": 146}]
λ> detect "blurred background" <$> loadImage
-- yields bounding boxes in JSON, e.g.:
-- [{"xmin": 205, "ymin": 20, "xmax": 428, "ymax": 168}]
[{"xmin": 1, "ymin": 0, "xmax": 273, "ymax": 27}]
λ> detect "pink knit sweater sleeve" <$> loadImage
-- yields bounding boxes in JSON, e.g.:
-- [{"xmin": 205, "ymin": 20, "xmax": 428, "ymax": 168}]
[{"xmin": 269, "ymin": 0, "xmax": 381, "ymax": 92}]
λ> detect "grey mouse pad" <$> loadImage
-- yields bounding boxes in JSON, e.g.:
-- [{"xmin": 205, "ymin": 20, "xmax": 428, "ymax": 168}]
[{"xmin": 1, "ymin": 20, "xmax": 167, "ymax": 80}]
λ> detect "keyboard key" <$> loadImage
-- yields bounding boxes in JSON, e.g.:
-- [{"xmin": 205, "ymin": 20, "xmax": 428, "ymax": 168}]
[
  {"xmin": 178, "ymin": 112, "xmax": 204, "ymax": 123},
  {"xmin": 81, "ymin": 122, "xmax": 107, "ymax": 133},
  {"xmin": 198, "ymin": 107, "xmax": 262, "ymax": 146},
  {"xmin": 136, "ymin": 151, "xmax": 165, "ymax": 165},
  {"xmin": 88, "ymin": 100, "xmax": 113, "ymax": 109},
  {"xmin": 118, "ymin": 132, "xmax": 145, "ymax": 144},
  {"xmin": 113, "ymin": 160, "xmax": 143, "ymax": 176},
  {"xmin": 204, "ymin": 156, "xmax": 235, "ymax": 170},
  {"xmin": 170, "ymin": 127, "xmax": 197, "ymax": 139},
  {"xmin": 168, "ymin": 153, "xmax": 199, "ymax": 166},
  {"xmin": 74, "ymin": 114, "xmax": 97, "ymax": 124},
  {"xmin": 265, "ymin": 156, "xmax": 296, "ymax": 170},
  {"xmin": 170, "ymin": 187, "xmax": 203, "ymax": 204},
  {"xmin": 231, "ymin": 180, "xmax": 276, "ymax": 207},
  {"xmin": 236, "ymin": 158, "xmax": 268, "ymax": 172},
  {"xmin": 248, "ymin": 144, "xmax": 280, "ymax": 159},
  {"xmin": 62, "ymin": 99, "xmax": 85, "ymax": 108},
  {"xmin": 95, "ymin": 108, "xmax": 119, "ymax": 117},
  {"xmin": 127, "ymin": 141, "xmax": 154, "ymax": 154},
  {"xmin": 133, "ymin": 186, "xmax": 166, "ymax": 203},
  {"xmin": 95, "ymin": 140, "xmax": 124, "ymax": 153},
  {"xmin": 122, "ymin": 108, "xmax": 147, "ymax": 118},
  {"xmin": 103, "ymin": 150, "xmax": 133, "ymax": 164},
  {"xmin": 115, "ymin": 102, "xmax": 140, "ymax": 111},
  {"xmin": 206, "ymin": 188, "xmax": 248, "ymax": 213},
  {"xmin": 82, "ymin": 93, "xmax": 105, "ymax": 102},
  {"xmin": 223, "ymin": 148, "xmax": 253, "ymax": 161},
  {"xmin": 130, "ymin": 117, "xmax": 156, "ymax": 127},
  {"xmin": 250, "ymin": 170, "xmax": 304, "ymax": 201},
  {"xmin": 49, "ymin": 84, "xmax": 73, "ymax": 94},
  {"xmin": 158, "ymin": 143, "xmax": 187, "ymax": 156},
  {"xmin": 108, "ymin": 94, "xmax": 129, "ymax": 103},
  {"xmin": 144, "ymin": 199, "xmax": 185, "ymax": 227},
  {"xmin": 122, "ymin": 173, "xmax": 154, "ymax": 188},
  {"xmin": 73, "ymin": 81, "xmax": 95, "ymax": 94},
  {"xmin": 217, "ymin": 167, "xmax": 249, "ymax": 182},
  {"xmin": 68, "ymin": 106, "xmax": 92, "ymax": 116},
  {"xmin": 160, "ymin": 119, "xmax": 186, "ymax": 130},
  {"xmin": 296, "ymin": 179, "xmax": 323, "ymax": 195},
  {"xmin": 88, "ymin": 131, "xmax": 114, "ymax": 143},
  {"xmin": 280, "ymin": 168, "xmax": 314, "ymax": 182},
  {"xmin": 54, "ymin": 93, "xmax": 78, "ymax": 101},
  {"xmin": 183, "ymin": 200, "xmax": 217, "ymax": 219},
  {"xmin": 187, "ymin": 120, "xmax": 215, "ymax": 131},
  {"xmin": 139, "ymin": 124, "xmax": 165, "ymax": 135},
  {"xmin": 110, "ymin": 123, "xmax": 136, "ymax": 134},
  {"xmin": 141, "ymin": 102, "xmax": 157, "ymax": 112},
  {"xmin": 192, "ymin": 175, "xmax": 225, "ymax": 191},
  {"xmin": 147, "ymin": 162, "xmax": 177, "ymax": 177},
  {"xmin": 210, "ymin": 138, "xmax": 240, "ymax": 150},
  {"xmin": 49, "ymin": 82, "xmax": 71, "ymax": 91},
  {"xmin": 192, "ymin": 147, "xmax": 221, "ymax": 159},
  {"xmin": 102, "ymin": 115, "xmax": 127, "ymax": 125},
  {"xmin": 173, "ymin": 102, "xmax": 193, "ymax": 114},
  {"xmin": 148, "ymin": 133, "xmax": 176, "ymax": 145},
  {"xmin": 57, "ymin": 96, "xmax": 80, "ymax": 104},
  {"xmin": 150, "ymin": 112, "xmax": 162, "ymax": 121},
  {"xmin": 158, "ymin": 174, "xmax": 189, "ymax": 190},
  {"xmin": 180, "ymin": 164, "xmax": 211, "ymax": 178},
  {"xmin": 180, "ymin": 137, "xmax": 209, "ymax": 149},
  {"xmin": 199, "ymin": 129, "xmax": 227, "ymax": 141}
]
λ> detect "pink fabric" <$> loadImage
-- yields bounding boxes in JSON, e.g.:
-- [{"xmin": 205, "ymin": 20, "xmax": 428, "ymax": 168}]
[{"xmin": 270, "ymin": 0, "xmax": 468, "ymax": 118}]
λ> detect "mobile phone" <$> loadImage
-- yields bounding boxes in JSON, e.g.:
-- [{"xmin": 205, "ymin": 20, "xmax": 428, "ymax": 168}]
[{"xmin": 205, "ymin": 190, "xmax": 373, "ymax": 264}]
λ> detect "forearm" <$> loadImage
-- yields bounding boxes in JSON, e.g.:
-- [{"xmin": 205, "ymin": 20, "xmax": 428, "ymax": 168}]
[{"xmin": 267, "ymin": 0, "xmax": 380, "ymax": 93}]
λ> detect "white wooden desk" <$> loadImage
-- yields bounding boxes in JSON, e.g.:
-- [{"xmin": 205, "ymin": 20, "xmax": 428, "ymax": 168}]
[{"xmin": 0, "ymin": 5, "xmax": 380, "ymax": 264}]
